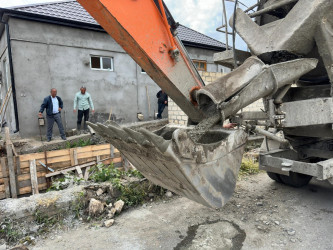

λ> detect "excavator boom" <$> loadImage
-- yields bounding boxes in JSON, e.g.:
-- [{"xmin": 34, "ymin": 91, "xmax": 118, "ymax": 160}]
[
  {"xmin": 78, "ymin": 0, "xmax": 331, "ymax": 208},
  {"xmin": 76, "ymin": 0, "xmax": 204, "ymax": 123}
]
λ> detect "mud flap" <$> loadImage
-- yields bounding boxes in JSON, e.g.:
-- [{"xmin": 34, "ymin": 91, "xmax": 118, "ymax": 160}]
[{"xmin": 88, "ymin": 122, "xmax": 247, "ymax": 208}]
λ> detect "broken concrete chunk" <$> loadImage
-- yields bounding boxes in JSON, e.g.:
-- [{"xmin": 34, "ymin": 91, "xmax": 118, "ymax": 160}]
[
  {"xmin": 88, "ymin": 198, "xmax": 104, "ymax": 216},
  {"xmin": 104, "ymin": 219, "xmax": 115, "ymax": 228},
  {"xmin": 108, "ymin": 208, "xmax": 117, "ymax": 219},
  {"xmin": 0, "ymin": 244, "xmax": 6, "ymax": 250},
  {"xmin": 96, "ymin": 188, "xmax": 104, "ymax": 196},
  {"xmin": 165, "ymin": 191, "xmax": 173, "ymax": 198},
  {"xmin": 29, "ymin": 225, "xmax": 40, "ymax": 234},
  {"xmin": 114, "ymin": 200, "xmax": 125, "ymax": 213}
]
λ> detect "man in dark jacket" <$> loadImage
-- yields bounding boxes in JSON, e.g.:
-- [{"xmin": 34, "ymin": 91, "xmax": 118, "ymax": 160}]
[
  {"xmin": 38, "ymin": 88, "xmax": 66, "ymax": 141},
  {"xmin": 156, "ymin": 90, "xmax": 168, "ymax": 119}
]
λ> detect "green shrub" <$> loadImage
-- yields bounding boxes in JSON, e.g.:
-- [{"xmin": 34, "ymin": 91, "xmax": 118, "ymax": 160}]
[
  {"xmin": 0, "ymin": 220, "xmax": 22, "ymax": 243},
  {"xmin": 66, "ymin": 138, "xmax": 92, "ymax": 149},
  {"xmin": 239, "ymin": 157, "xmax": 260, "ymax": 177}
]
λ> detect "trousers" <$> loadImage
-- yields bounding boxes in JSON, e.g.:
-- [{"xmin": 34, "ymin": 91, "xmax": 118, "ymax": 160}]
[
  {"xmin": 46, "ymin": 113, "xmax": 66, "ymax": 139},
  {"xmin": 77, "ymin": 109, "xmax": 89, "ymax": 130},
  {"xmin": 157, "ymin": 103, "xmax": 166, "ymax": 119}
]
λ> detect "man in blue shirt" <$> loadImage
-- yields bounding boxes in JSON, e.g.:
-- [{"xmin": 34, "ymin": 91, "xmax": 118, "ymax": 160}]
[
  {"xmin": 38, "ymin": 88, "xmax": 66, "ymax": 142},
  {"xmin": 73, "ymin": 86, "xmax": 95, "ymax": 133}
]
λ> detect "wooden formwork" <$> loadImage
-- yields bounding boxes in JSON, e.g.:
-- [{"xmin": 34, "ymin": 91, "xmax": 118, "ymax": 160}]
[{"xmin": 0, "ymin": 144, "xmax": 121, "ymax": 199}]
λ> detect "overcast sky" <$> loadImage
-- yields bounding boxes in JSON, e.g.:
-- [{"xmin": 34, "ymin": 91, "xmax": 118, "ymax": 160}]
[{"xmin": 0, "ymin": 0, "xmax": 257, "ymax": 50}]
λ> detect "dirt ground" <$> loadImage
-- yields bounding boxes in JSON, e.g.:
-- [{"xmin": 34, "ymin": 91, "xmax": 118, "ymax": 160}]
[{"xmin": 31, "ymin": 172, "xmax": 333, "ymax": 250}]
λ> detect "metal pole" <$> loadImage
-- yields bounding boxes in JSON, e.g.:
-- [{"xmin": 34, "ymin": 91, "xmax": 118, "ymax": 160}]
[{"xmin": 222, "ymin": 0, "xmax": 229, "ymax": 50}]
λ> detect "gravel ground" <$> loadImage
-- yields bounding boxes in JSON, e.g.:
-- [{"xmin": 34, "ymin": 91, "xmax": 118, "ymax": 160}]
[{"xmin": 32, "ymin": 172, "xmax": 333, "ymax": 250}]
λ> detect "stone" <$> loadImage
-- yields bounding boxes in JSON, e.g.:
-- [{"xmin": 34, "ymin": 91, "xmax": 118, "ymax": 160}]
[
  {"xmin": 256, "ymin": 202, "xmax": 263, "ymax": 206},
  {"xmin": 287, "ymin": 229, "xmax": 296, "ymax": 236},
  {"xmin": 29, "ymin": 225, "xmax": 40, "ymax": 234},
  {"xmin": 0, "ymin": 244, "xmax": 6, "ymax": 250},
  {"xmin": 104, "ymin": 219, "xmax": 115, "ymax": 228},
  {"xmin": 260, "ymin": 215, "xmax": 268, "ymax": 221},
  {"xmin": 107, "ymin": 208, "xmax": 117, "ymax": 219},
  {"xmin": 114, "ymin": 200, "xmax": 125, "ymax": 213},
  {"xmin": 165, "ymin": 191, "xmax": 173, "ymax": 198},
  {"xmin": 274, "ymin": 221, "xmax": 280, "ymax": 225},
  {"xmin": 88, "ymin": 198, "xmax": 104, "ymax": 216},
  {"xmin": 10, "ymin": 245, "xmax": 28, "ymax": 250},
  {"xmin": 290, "ymin": 238, "xmax": 296, "ymax": 243},
  {"xmin": 96, "ymin": 188, "xmax": 104, "ymax": 196}
]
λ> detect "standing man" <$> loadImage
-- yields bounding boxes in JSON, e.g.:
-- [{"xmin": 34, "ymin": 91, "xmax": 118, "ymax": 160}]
[
  {"xmin": 156, "ymin": 89, "xmax": 168, "ymax": 119},
  {"xmin": 38, "ymin": 88, "xmax": 66, "ymax": 142},
  {"xmin": 74, "ymin": 86, "xmax": 95, "ymax": 133}
]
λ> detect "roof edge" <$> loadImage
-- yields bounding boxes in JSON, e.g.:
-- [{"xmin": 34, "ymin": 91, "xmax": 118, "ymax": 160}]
[
  {"xmin": 0, "ymin": 7, "xmax": 104, "ymax": 32},
  {"xmin": 182, "ymin": 41, "xmax": 225, "ymax": 52},
  {"xmin": 178, "ymin": 24, "xmax": 226, "ymax": 49},
  {"xmin": 8, "ymin": 0, "xmax": 75, "ymax": 10}
]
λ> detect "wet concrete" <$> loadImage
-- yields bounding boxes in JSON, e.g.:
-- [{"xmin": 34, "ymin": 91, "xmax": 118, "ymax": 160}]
[{"xmin": 174, "ymin": 219, "xmax": 246, "ymax": 250}]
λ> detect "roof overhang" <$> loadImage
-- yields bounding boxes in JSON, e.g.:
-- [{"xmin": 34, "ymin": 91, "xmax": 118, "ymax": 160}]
[{"xmin": 0, "ymin": 7, "xmax": 226, "ymax": 51}]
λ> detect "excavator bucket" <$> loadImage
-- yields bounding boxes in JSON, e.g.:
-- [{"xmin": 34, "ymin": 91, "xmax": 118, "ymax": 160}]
[{"xmin": 88, "ymin": 122, "xmax": 247, "ymax": 208}]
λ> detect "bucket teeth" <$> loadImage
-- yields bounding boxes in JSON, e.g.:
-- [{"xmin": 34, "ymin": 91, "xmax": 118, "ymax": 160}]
[
  {"xmin": 87, "ymin": 122, "xmax": 109, "ymax": 138},
  {"xmin": 107, "ymin": 124, "xmax": 135, "ymax": 143},
  {"xmin": 105, "ymin": 120, "xmax": 121, "ymax": 128},
  {"xmin": 123, "ymin": 127, "xmax": 151, "ymax": 145},
  {"xmin": 138, "ymin": 128, "xmax": 170, "ymax": 153}
]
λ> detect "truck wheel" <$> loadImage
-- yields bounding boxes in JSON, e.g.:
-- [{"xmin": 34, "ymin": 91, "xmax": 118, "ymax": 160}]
[
  {"xmin": 279, "ymin": 172, "xmax": 312, "ymax": 187},
  {"xmin": 267, "ymin": 172, "xmax": 283, "ymax": 183}
]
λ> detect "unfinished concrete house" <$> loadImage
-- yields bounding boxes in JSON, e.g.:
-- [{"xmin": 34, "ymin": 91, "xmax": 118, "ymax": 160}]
[{"xmin": 0, "ymin": 0, "xmax": 228, "ymax": 137}]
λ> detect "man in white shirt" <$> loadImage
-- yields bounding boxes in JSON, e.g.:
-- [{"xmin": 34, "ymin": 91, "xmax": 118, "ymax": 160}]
[
  {"xmin": 38, "ymin": 88, "xmax": 66, "ymax": 142},
  {"xmin": 73, "ymin": 86, "xmax": 95, "ymax": 133}
]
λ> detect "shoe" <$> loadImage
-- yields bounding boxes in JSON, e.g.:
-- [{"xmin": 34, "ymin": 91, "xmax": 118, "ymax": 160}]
[
  {"xmin": 62, "ymin": 137, "xmax": 67, "ymax": 140},
  {"xmin": 47, "ymin": 138, "xmax": 51, "ymax": 142},
  {"xmin": 84, "ymin": 130, "xmax": 89, "ymax": 134}
]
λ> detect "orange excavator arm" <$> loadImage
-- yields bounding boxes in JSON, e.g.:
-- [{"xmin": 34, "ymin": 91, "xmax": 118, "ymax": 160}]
[
  {"xmin": 81, "ymin": 0, "xmax": 319, "ymax": 209},
  {"xmin": 76, "ymin": 0, "xmax": 204, "ymax": 123}
]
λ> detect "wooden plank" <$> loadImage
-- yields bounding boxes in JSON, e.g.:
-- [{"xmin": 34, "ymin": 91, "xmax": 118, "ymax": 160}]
[
  {"xmin": 70, "ymin": 148, "xmax": 75, "ymax": 166},
  {"xmin": 76, "ymin": 166, "xmax": 83, "ymax": 179},
  {"xmin": 19, "ymin": 155, "xmax": 71, "ymax": 167},
  {"xmin": 19, "ymin": 152, "xmax": 45, "ymax": 162},
  {"xmin": 1, "ymin": 157, "xmax": 10, "ymax": 198},
  {"xmin": 45, "ymin": 161, "xmax": 96, "ymax": 178},
  {"xmin": 74, "ymin": 149, "xmax": 78, "ymax": 165},
  {"xmin": 111, "ymin": 157, "xmax": 122, "ymax": 163},
  {"xmin": 78, "ymin": 144, "xmax": 110, "ymax": 153},
  {"xmin": 84, "ymin": 166, "xmax": 90, "ymax": 180},
  {"xmin": 43, "ymin": 149, "xmax": 70, "ymax": 158},
  {"xmin": 110, "ymin": 145, "xmax": 115, "ymax": 158},
  {"xmin": 29, "ymin": 159, "xmax": 39, "ymax": 195},
  {"xmin": 18, "ymin": 177, "xmax": 46, "ymax": 189},
  {"xmin": 5, "ymin": 127, "xmax": 17, "ymax": 198},
  {"xmin": 19, "ymin": 183, "xmax": 48, "ymax": 195},
  {"xmin": 40, "ymin": 155, "xmax": 71, "ymax": 164},
  {"xmin": 19, "ymin": 160, "xmax": 72, "ymax": 171},
  {"xmin": 17, "ymin": 172, "xmax": 46, "ymax": 182},
  {"xmin": 0, "ymin": 192, "xmax": 5, "ymax": 200},
  {"xmin": 96, "ymin": 155, "xmax": 101, "ymax": 162},
  {"xmin": 0, "ymin": 185, "xmax": 5, "ymax": 192},
  {"xmin": 77, "ymin": 150, "xmax": 118, "ymax": 159},
  {"xmin": 11, "ymin": 143, "xmax": 18, "ymax": 157},
  {"xmin": 16, "ymin": 156, "xmax": 21, "ymax": 175},
  {"xmin": 19, "ymin": 149, "xmax": 69, "ymax": 162}
]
